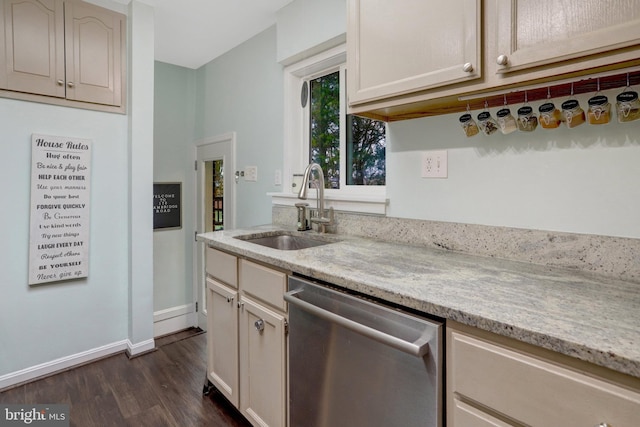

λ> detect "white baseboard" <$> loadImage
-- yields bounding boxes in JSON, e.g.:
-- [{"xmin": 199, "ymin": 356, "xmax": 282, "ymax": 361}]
[
  {"xmin": 0, "ymin": 340, "xmax": 129, "ymax": 390},
  {"xmin": 153, "ymin": 303, "xmax": 197, "ymax": 337}
]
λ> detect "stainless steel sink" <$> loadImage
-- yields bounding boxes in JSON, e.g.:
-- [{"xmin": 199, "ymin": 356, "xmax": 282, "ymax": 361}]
[{"xmin": 234, "ymin": 231, "xmax": 336, "ymax": 250}]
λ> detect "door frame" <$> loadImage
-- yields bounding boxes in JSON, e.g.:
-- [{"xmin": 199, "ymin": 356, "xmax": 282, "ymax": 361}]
[{"xmin": 194, "ymin": 132, "xmax": 236, "ymax": 329}]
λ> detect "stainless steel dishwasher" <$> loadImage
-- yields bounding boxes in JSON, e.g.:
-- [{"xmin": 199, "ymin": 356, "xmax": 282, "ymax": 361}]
[{"xmin": 285, "ymin": 275, "xmax": 443, "ymax": 427}]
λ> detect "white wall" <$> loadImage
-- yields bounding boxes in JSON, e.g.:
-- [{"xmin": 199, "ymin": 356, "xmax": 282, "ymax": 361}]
[{"xmin": 387, "ymin": 89, "xmax": 640, "ymax": 238}]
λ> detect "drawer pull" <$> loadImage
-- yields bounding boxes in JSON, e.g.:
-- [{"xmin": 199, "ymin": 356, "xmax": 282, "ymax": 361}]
[
  {"xmin": 462, "ymin": 62, "xmax": 474, "ymax": 73},
  {"xmin": 596, "ymin": 424, "xmax": 611, "ymax": 427},
  {"xmin": 254, "ymin": 319, "xmax": 265, "ymax": 333},
  {"xmin": 57, "ymin": 79, "xmax": 64, "ymax": 86},
  {"xmin": 496, "ymin": 54, "xmax": 509, "ymax": 66}
]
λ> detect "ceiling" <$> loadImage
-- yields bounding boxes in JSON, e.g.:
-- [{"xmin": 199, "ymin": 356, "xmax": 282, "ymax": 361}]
[{"xmin": 151, "ymin": 0, "xmax": 294, "ymax": 69}]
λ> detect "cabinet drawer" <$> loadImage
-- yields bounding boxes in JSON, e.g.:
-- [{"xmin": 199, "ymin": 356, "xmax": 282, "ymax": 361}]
[
  {"xmin": 206, "ymin": 247, "xmax": 237, "ymax": 288},
  {"xmin": 239, "ymin": 259, "xmax": 286, "ymax": 312},
  {"xmin": 449, "ymin": 329, "xmax": 640, "ymax": 427}
]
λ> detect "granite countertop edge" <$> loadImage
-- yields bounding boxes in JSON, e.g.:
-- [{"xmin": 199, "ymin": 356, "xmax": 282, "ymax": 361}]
[{"xmin": 197, "ymin": 226, "xmax": 640, "ymax": 379}]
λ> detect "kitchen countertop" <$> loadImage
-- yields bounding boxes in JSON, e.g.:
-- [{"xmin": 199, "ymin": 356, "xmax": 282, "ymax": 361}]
[{"xmin": 198, "ymin": 225, "xmax": 640, "ymax": 379}]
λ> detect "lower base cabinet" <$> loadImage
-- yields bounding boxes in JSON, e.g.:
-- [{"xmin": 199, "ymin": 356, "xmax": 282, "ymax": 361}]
[
  {"xmin": 447, "ymin": 321, "xmax": 640, "ymax": 427},
  {"xmin": 239, "ymin": 297, "xmax": 287, "ymax": 427},
  {"xmin": 205, "ymin": 247, "xmax": 288, "ymax": 427}
]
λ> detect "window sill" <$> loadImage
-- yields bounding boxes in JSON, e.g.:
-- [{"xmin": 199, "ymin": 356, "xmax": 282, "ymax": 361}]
[{"xmin": 268, "ymin": 192, "xmax": 388, "ymax": 215}]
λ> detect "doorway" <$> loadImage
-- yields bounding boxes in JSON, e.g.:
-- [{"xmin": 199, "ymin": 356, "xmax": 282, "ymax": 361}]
[{"xmin": 195, "ymin": 133, "xmax": 236, "ymax": 330}]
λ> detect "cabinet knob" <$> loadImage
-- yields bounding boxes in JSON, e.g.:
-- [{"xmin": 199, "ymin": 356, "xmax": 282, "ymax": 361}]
[
  {"xmin": 496, "ymin": 55, "xmax": 509, "ymax": 66},
  {"xmin": 596, "ymin": 424, "xmax": 611, "ymax": 427},
  {"xmin": 67, "ymin": 81, "xmax": 75, "ymax": 88},
  {"xmin": 254, "ymin": 319, "xmax": 265, "ymax": 333},
  {"xmin": 462, "ymin": 62, "xmax": 474, "ymax": 73},
  {"xmin": 57, "ymin": 79, "xmax": 64, "ymax": 86}
]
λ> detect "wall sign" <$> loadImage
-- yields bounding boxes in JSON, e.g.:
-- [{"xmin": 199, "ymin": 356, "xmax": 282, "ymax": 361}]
[
  {"xmin": 153, "ymin": 182, "xmax": 182, "ymax": 230},
  {"xmin": 28, "ymin": 134, "xmax": 92, "ymax": 285}
]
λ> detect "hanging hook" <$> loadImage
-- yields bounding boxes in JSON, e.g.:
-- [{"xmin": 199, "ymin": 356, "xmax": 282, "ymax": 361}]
[
  {"xmin": 596, "ymin": 77, "xmax": 601, "ymax": 94},
  {"xmin": 524, "ymin": 90, "xmax": 528, "ymax": 105},
  {"xmin": 466, "ymin": 102, "xmax": 471, "ymax": 113},
  {"xmin": 627, "ymin": 72, "xmax": 631, "ymax": 88},
  {"xmin": 547, "ymin": 87, "xmax": 551, "ymax": 99},
  {"xmin": 570, "ymin": 82, "xmax": 575, "ymax": 97},
  {"xmin": 484, "ymin": 100, "xmax": 489, "ymax": 110},
  {"xmin": 503, "ymin": 94, "xmax": 507, "ymax": 106}
]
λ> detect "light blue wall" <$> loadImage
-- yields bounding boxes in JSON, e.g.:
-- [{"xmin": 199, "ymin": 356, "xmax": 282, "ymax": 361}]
[
  {"xmin": 0, "ymin": 0, "xmax": 155, "ymax": 382},
  {"xmin": 276, "ymin": 0, "xmax": 346, "ymax": 64},
  {"xmin": 195, "ymin": 25, "xmax": 284, "ymax": 228},
  {"xmin": 153, "ymin": 62, "xmax": 197, "ymax": 312},
  {"xmin": 387, "ymin": 89, "xmax": 640, "ymax": 238},
  {"xmin": 0, "ymin": 100, "xmax": 130, "ymax": 375}
]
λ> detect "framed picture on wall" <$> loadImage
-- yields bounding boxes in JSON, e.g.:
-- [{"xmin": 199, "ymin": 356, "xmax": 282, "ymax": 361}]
[{"xmin": 153, "ymin": 182, "xmax": 182, "ymax": 230}]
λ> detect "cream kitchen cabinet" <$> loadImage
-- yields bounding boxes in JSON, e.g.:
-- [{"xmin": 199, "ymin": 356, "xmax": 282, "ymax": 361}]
[
  {"xmin": 205, "ymin": 247, "xmax": 288, "ymax": 427},
  {"xmin": 0, "ymin": 0, "xmax": 125, "ymax": 109},
  {"xmin": 493, "ymin": 1, "xmax": 640, "ymax": 75},
  {"xmin": 348, "ymin": 0, "xmax": 640, "ymax": 121},
  {"xmin": 346, "ymin": 0, "xmax": 481, "ymax": 106},
  {"xmin": 447, "ymin": 321, "xmax": 640, "ymax": 427}
]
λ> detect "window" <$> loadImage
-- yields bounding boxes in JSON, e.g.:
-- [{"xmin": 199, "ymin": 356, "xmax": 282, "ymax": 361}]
[
  {"xmin": 308, "ymin": 71, "xmax": 386, "ymax": 189},
  {"xmin": 279, "ymin": 44, "xmax": 387, "ymax": 215}
]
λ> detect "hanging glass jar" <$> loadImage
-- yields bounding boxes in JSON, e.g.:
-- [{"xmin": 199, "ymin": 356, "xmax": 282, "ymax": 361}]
[
  {"xmin": 616, "ymin": 90, "xmax": 640, "ymax": 123},
  {"xmin": 517, "ymin": 106, "xmax": 537, "ymax": 132},
  {"xmin": 587, "ymin": 95, "xmax": 611, "ymax": 125},
  {"xmin": 517, "ymin": 92, "xmax": 537, "ymax": 132},
  {"xmin": 496, "ymin": 95, "xmax": 517, "ymax": 135},
  {"xmin": 539, "ymin": 102, "xmax": 562, "ymax": 129},
  {"xmin": 477, "ymin": 101, "xmax": 499, "ymax": 136},
  {"xmin": 561, "ymin": 83, "xmax": 585, "ymax": 128},
  {"xmin": 538, "ymin": 88, "xmax": 561, "ymax": 129},
  {"xmin": 459, "ymin": 103, "xmax": 479, "ymax": 137}
]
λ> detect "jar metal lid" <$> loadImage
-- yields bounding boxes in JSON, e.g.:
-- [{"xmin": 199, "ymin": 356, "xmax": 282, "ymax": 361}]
[
  {"xmin": 477, "ymin": 111, "xmax": 492, "ymax": 121},
  {"xmin": 616, "ymin": 91, "xmax": 638, "ymax": 103},
  {"xmin": 538, "ymin": 102, "xmax": 556, "ymax": 113},
  {"xmin": 496, "ymin": 108, "xmax": 511, "ymax": 118},
  {"xmin": 588, "ymin": 95, "xmax": 609, "ymax": 106},
  {"xmin": 517, "ymin": 105, "xmax": 533, "ymax": 116},
  {"xmin": 459, "ymin": 113, "xmax": 473, "ymax": 123},
  {"xmin": 561, "ymin": 99, "xmax": 580, "ymax": 110}
]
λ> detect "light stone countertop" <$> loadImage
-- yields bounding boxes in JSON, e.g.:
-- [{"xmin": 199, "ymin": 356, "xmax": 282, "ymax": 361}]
[{"xmin": 198, "ymin": 225, "xmax": 640, "ymax": 379}]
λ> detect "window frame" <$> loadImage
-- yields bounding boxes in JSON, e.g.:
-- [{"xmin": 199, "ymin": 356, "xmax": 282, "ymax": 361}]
[{"xmin": 273, "ymin": 43, "xmax": 387, "ymax": 215}]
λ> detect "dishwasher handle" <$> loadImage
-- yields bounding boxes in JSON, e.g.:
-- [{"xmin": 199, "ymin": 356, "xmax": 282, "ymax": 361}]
[{"xmin": 284, "ymin": 289, "xmax": 432, "ymax": 357}]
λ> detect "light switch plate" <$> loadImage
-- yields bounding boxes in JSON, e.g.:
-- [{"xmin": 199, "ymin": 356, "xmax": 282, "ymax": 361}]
[
  {"xmin": 245, "ymin": 166, "xmax": 258, "ymax": 182},
  {"xmin": 421, "ymin": 150, "xmax": 448, "ymax": 178}
]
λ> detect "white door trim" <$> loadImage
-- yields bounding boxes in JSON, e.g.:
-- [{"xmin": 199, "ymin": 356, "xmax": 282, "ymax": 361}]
[{"xmin": 193, "ymin": 132, "xmax": 236, "ymax": 329}]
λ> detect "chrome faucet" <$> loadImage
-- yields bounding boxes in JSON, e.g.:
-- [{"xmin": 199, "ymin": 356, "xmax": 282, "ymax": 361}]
[{"xmin": 298, "ymin": 163, "xmax": 334, "ymax": 233}]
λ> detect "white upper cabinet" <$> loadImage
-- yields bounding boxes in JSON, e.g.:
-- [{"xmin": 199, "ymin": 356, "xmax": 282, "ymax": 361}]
[
  {"xmin": 0, "ymin": 0, "xmax": 65, "ymax": 97},
  {"xmin": 64, "ymin": 1, "xmax": 123, "ymax": 106},
  {"xmin": 347, "ymin": 0, "xmax": 640, "ymax": 120},
  {"xmin": 0, "ymin": 0, "xmax": 125, "ymax": 109},
  {"xmin": 347, "ymin": 0, "xmax": 481, "ymax": 106},
  {"xmin": 493, "ymin": 0, "xmax": 640, "ymax": 74}
]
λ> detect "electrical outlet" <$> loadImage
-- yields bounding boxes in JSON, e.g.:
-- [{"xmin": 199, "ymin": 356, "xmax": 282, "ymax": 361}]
[
  {"xmin": 421, "ymin": 150, "xmax": 448, "ymax": 178},
  {"xmin": 245, "ymin": 166, "xmax": 258, "ymax": 182},
  {"xmin": 274, "ymin": 169, "xmax": 282, "ymax": 186}
]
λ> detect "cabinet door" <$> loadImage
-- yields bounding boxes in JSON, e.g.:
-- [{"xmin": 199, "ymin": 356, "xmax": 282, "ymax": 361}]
[
  {"xmin": 239, "ymin": 297, "xmax": 286, "ymax": 427},
  {"xmin": 494, "ymin": 0, "xmax": 640, "ymax": 74},
  {"xmin": 64, "ymin": 0, "xmax": 123, "ymax": 106},
  {"xmin": 206, "ymin": 278, "xmax": 239, "ymax": 407},
  {"xmin": 347, "ymin": 0, "xmax": 481, "ymax": 106},
  {"xmin": 1, "ymin": 0, "xmax": 65, "ymax": 97},
  {"xmin": 447, "ymin": 327, "xmax": 640, "ymax": 427}
]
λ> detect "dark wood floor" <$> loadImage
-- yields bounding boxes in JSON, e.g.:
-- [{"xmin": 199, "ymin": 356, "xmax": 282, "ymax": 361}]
[{"xmin": 0, "ymin": 329, "xmax": 251, "ymax": 427}]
